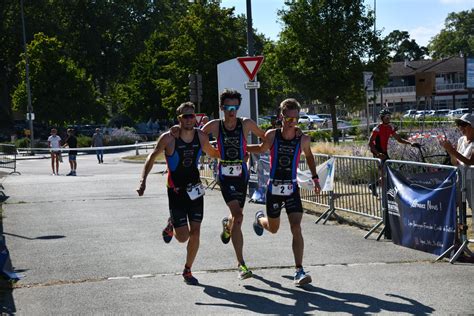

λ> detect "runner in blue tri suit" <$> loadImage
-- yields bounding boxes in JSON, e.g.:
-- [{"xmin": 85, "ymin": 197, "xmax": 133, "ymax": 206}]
[
  {"xmin": 137, "ymin": 102, "xmax": 220, "ymax": 286},
  {"xmin": 199, "ymin": 89, "xmax": 266, "ymax": 280},
  {"xmin": 169, "ymin": 89, "xmax": 265, "ymax": 279},
  {"xmin": 247, "ymin": 98, "xmax": 321, "ymax": 286}
]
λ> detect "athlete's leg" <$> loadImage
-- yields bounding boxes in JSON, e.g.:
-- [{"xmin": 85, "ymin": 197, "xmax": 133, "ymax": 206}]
[
  {"xmin": 259, "ymin": 216, "xmax": 280, "ymax": 234},
  {"xmin": 288, "ymin": 212, "xmax": 304, "ymax": 267},
  {"xmin": 174, "ymin": 225, "xmax": 190, "ymax": 243},
  {"xmin": 260, "ymin": 191, "xmax": 282, "ymax": 234},
  {"xmin": 185, "ymin": 221, "xmax": 201, "ymax": 269},
  {"xmin": 226, "ymin": 200, "xmax": 244, "ymax": 264}
]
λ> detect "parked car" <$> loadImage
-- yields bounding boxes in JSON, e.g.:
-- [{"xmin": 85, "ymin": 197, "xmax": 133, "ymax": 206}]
[
  {"xmin": 447, "ymin": 108, "xmax": 470, "ymax": 118},
  {"xmin": 415, "ymin": 110, "xmax": 435, "ymax": 119},
  {"xmin": 316, "ymin": 114, "xmax": 332, "ymax": 121},
  {"xmin": 434, "ymin": 109, "xmax": 450, "ymax": 117},
  {"xmin": 298, "ymin": 114, "xmax": 325, "ymax": 126},
  {"xmin": 402, "ymin": 109, "xmax": 417, "ymax": 118}
]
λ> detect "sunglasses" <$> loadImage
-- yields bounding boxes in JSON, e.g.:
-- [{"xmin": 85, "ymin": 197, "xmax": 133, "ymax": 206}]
[
  {"xmin": 282, "ymin": 116, "xmax": 299, "ymax": 123},
  {"xmin": 178, "ymin": 113, "xmax": 196, "ymax": 120},
  {"xmin": 223, "ymin": 104, "xmax": 240, "ymax": 112}
]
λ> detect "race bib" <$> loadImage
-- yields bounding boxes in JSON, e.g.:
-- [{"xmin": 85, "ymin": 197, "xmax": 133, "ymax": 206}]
[
  {"xmin": 221, "ymin": 164, "xmax": 242, "ymax": 177},
  {"xmin": 187, "ymin": 183, "xmax": 205, "ymax": 200},
  {"xmin": 271, "ymin": 183, "xmax": 293, "ymax": 196}
]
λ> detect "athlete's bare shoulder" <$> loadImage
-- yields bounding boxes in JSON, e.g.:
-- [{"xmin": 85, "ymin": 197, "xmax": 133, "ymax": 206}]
[{"xmin": 158, "ymin": 131, "xmax": 174, "ymax": 146}]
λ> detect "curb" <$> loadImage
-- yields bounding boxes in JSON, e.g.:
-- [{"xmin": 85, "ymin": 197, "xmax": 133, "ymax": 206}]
[{"xmin": 119, "ymin": 158, "xmax": 166, "ymax": 164}]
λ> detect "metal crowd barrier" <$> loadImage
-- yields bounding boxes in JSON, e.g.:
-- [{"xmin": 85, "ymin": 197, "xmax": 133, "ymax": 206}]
[
  {"xmin": 298, "ymin": 154, "xmax": 331, "ymax": 208},
  {"xmin": 296, "ymin": 155, "xmax": 383, "ymax": 230},
  {"xmin": 0, "ymin": 144, "xmax": 20, "ymax": 175},
  {"xmin": 443, "ymin": 165, "xmax": 474, "ymax": 263},
  {"xmin": 199, "ymin": 151, "xmax": 474, "ymax": 262}
]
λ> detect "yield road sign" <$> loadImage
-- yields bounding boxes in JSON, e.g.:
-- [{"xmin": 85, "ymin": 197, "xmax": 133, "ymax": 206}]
[
  {"xmin": 244, "ymin": 81, "xmax": 260, "ymax": 90},
  {"xmin": 237, "ymin": 56, "xmax": 264, "ymax": 81}
]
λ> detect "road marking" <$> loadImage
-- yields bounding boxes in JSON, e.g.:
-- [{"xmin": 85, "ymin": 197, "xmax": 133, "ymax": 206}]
[{"xmin": 13, "ymin": 259, "xmax": 437, "ymax": 289}]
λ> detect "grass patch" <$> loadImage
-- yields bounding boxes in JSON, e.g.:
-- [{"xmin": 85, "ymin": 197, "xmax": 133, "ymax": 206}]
[{"xmin": 310, "ymin": 142, "xmax": 371, "ymax": 157}]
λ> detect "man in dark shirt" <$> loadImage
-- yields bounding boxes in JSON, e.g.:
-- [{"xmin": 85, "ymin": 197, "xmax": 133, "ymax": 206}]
[{"xmin": 63, "ymin": 128, "xmax": 78, "ymax": 176}]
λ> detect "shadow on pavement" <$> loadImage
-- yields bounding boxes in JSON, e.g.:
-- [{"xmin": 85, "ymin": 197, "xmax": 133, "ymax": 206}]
[
  {"xmin": 195, "ymin": 274, "xmax": 434, "ymax": 315},
  {"xmin": 3, "ymin": 232, "xmax": 65, "ymax": 241}
]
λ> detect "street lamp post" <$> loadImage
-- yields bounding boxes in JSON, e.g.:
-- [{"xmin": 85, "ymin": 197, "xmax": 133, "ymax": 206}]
[{"xmin": 20, "ymin": 0, "xmax": 34, "ymax": 151}]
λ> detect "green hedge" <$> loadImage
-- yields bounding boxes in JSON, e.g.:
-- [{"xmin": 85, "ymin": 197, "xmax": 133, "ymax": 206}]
[{"xmin": 307, "ymin": 130, "xmax": 332, "ymax": 142}]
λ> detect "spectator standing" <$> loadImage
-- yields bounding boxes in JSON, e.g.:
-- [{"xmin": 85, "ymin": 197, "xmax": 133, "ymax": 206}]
[
  {"xmin": 439, "ymin": 113, "xmax": 474, "ymax": 210},
  {"xmin": 47, "ymin": 128, "xmax": 61, "ymax": 175},
  {"xmin": 63, "ymin": 128, "xmax": 78, "ymax": 176},
  {"xmin": 92, "ymin": 128, "xmax": 104, "ymax": 163},
  {"xmin": 367, "ymin": 109, "xmax": 419, "ymax": 196}
]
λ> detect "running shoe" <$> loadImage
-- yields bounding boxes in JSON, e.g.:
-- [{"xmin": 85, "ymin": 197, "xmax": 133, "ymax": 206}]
[
  {"xmin": 182, "ymin": 268, "xmax": 199, "ymax": 285},
  {"xmin": 220, "ymin": 217, "xmax": 231, "ymax": 244},
  {"xmin": 294, "ymin": 267, "xmax": 312, "ymax": 286},
  {"xmin": 162, "ymin": 218, "xmax": 173, "ymax": 243},
  {"xmin": 66, "ymin": 171, "xmax": 73, "ymax": 176},
  {"xmin": 238, "ymin": 263, "xmax": 253, "ymax": 280},
  {"xmin": 253, "ymin": 210, "xmax": 264, "ymax": 236}
]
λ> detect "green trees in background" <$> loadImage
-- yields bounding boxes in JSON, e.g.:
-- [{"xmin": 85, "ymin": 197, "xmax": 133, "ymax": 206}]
[
  {"xmin": 272, "ymin": 0, "xmax": 388, "ymax": 142},
  {"xmin": 384, "ymin": 30, "xmax": 428, "ymax": 61},
  {"xmin": 428, "ymin": 9, "xmax": 474, "ymax": 58},
  {"xmin": 120, "ymin": 2, "xmax": 249, "ymax": 121},
  {"xmin": 12, "ymin": 33, "xmax": 104, "ymax": 126},
  {"xmin": 1, "ymin": 1, "xmax": 471, "ymax": 137}
]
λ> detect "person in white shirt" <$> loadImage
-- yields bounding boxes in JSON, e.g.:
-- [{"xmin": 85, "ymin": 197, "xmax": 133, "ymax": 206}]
[
  {"xmin": 440, "ymin": 113, "xmax": 474, "ymax": 210},
  {"xmin": 47, "ymin": 128, "xmax": 62, "ymax": 175}
]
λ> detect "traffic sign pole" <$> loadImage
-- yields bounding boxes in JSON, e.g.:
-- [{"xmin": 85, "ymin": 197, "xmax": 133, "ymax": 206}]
[{"xmin": 246, "ymin": 0, "xmax": 257, "ymax": 144}]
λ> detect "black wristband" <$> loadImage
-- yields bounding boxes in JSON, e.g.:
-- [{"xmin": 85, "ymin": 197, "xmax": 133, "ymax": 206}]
[{"xmin": 311, "ymin": 175, "xmax": 319, "ymax": 180}]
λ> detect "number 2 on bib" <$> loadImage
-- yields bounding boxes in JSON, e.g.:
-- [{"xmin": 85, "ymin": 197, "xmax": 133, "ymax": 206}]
[{"xmin": 221, "ymin": 164, "xmax": 242, "ymax": 177}]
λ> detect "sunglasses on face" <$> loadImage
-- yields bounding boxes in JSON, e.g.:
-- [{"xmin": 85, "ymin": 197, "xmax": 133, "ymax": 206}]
[
  {"xmin": 282, "ymin": 116, "xmax": 299, "ymax": 123},
  {"xmin": 223, "ymin": 104, "xmax": 240, "ymax": 112},
  {"xmin": 178, "ymin": 113, "xmax": 196, "ymax": 120}
]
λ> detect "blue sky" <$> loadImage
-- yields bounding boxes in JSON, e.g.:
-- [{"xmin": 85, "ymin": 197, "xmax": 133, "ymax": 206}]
[{"xmin": 220, "ymin": 0, "xmax": 474, "ymax": 47}]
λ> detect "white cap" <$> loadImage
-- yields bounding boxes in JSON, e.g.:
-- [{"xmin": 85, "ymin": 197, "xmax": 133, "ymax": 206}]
[{"xmin": 455, "ymin": 113, "xmax": 474, "ymax": 127}]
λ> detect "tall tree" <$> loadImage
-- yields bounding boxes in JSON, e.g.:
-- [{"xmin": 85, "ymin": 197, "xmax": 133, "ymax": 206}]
[
  {"xmin": 119, "ymin": 0, "xmax": 248, "ymax": 121},
  {"xmin": 165, "ymin": 1, "xmax": 248, "ymax": 116},
  {"xmin": 384, "ymin": 30, "xmax": 428, "ymax": 61},
  {"xmin": 12, "ymin": 33, "xmax": 104, "ymax": 126},
  {"xmin": 275, "ymin": 0, "xmax": 389, "ymax": 142},
  {"xmin": 428, "ymin": 9, "xmax": 474, "ymax": 58}
]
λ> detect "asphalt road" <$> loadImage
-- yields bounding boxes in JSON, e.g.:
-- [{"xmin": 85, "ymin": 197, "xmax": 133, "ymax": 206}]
[{"xmin": 0, "ymin": 151, "xmax": 473, "ymax": 315}]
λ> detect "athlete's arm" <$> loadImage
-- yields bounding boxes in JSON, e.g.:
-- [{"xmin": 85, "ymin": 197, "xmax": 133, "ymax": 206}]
[
  {"xmin": 201, "ymin": 119, "xmax": 219, "ymax": 136},
  {"xmin": 198, "ymin": 130, "xmax": 220, "ymax": 159},
  {"xmin": 301, "ymin": 134, "xmax": 321, "ymax": 194},
  {"xmin": 246, "ymin": 129, "xmax": 275, "ymax": 154},
  {"xmin": 136, "ymin": 133, "xmax": 172, "ymax": 196},
  {"xmin": 243, "ymin": 117, "xmax": 265, "ymax": 139},
  {"xmin": 169, "ymin": 125, "xmax": 180, "ymax": 138}
]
